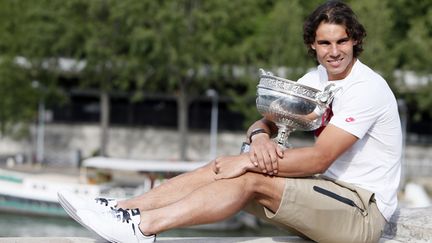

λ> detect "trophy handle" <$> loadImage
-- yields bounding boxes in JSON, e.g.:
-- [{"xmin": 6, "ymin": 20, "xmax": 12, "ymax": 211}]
[
  {"xmin": 316, "ymin": 83, "xmax": 342, "ymax": 105},
  {"xmin": 259, "ymin": 68, "xmax": 274, "ymax": 77}
]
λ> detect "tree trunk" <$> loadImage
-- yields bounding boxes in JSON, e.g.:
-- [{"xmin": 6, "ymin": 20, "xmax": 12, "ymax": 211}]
[
  {"xmin": 100, "ymin": 90, "xmax": 110, "ymax": 157},
  {"xmin": 178, "ymin": 81, "xmax": 189, "ymax": 161}
]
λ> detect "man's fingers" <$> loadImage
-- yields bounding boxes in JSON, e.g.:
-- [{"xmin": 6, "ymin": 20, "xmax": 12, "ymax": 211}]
[
  {"xmin": 249, "ymin": 153, "xmax": 258, "ymax": 167},
  {"xmin": 269, "ymin": 149, "xmax": 279, "ymax": 172},
  {"xmin": 260, "ymin": 152, "xmax": 274, "ymax": 175},
  {"xmin": 249, "ymin": 143, "xmax": 281, "ymax": 174},
  {"xmin": 264, "ymin": 156, "xmax": 274, "ymax": 175},
  {"xmin": 269, "ymin": 152, "xmax": 277, "ymax": 165},
  {"xmin": 256, "ymin": 153, "xmax": 267, "ymax": 173},
  {"xmin": 272, "ymin": 160, "xmax": 278, "ymax": 174}
]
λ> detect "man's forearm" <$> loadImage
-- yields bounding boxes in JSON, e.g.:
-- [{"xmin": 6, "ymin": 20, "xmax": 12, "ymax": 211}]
[
  {"xmin": 245, "ymin": 146, "xmax": 330, "ymax": 178},
  {"xmin": 246, "ymin": 118, "xmax": 278, "ymax": 143}
]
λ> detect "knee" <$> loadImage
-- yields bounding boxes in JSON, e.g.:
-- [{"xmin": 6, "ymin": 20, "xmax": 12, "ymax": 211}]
[
  {"xmin": 240, "ymin": 173, "xmax": 286, "ymax": 201},
  {"xmin": 194, "ymin": 161, "xmax": 215, "ymax": 175},
  {"xmin": 237, "ymin": 172, "xmax": 262, "ymax": 193}
]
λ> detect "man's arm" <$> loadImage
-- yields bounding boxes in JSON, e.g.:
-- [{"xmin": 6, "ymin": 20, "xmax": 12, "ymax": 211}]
[
  {"xmin": 279, "ymin": 125, "xmax": 357, "ymax": 176},
  {"xmin": 245, "ymin": 118, "xmax": 283, "ymax": 175},
  {"xmin": 250, "ymin": 124, "xmax": 358, "ymax": 177},
  {"xmin": 213, "ymin": 124, "xmax": 357, "ymax": 180}
]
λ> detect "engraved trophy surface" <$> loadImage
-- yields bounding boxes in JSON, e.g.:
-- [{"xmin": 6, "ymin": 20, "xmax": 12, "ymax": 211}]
[{"xmin": 256, "ymin": 69, "xmax": 340, "ymax": 148}]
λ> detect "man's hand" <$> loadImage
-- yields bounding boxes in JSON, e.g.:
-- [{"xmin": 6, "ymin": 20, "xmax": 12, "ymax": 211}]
[
  {"xmin": 249, "ymin": 134, "xmax": 284, "ymax": 175},
  {"xmin": 213, "ymin": 153, "xmax": 254, "ymax": 180}
]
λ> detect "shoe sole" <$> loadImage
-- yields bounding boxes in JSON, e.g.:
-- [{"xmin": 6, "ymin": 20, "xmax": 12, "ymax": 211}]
[
  {"xmin": 58, "ymin": 193, "xmax": 115, "ymax": 242},
  {"xmin": 58, "ymin": 192, "xmax": 90, "ymax": 229},
  {"xmin": 76, "ymin": 209, "xmax": 123, "ymax": 243},
  {"xmin": 76, "ymin": 209, "xmax": 155, "ymax": 243}
]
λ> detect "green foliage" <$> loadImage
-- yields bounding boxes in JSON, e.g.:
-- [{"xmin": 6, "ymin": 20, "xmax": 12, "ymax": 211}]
[
  {"xmin": 0, "ymin": 59, "xmax": 38, "ymax": 136},
  {"xmin": 0, "ymin": 0, "xmax": 63, "ymax": 136},
  {"xmin": 227, "ymin": 0, "xmax": 318, "ymax": 127},
  {"xmin": 0, "ymin": 0, "xmax": 432, "ymax": 133},
  {"xmin": 350, "ymin": 0, "xmax": 397, "ymax": 81},
  {"xmin": 121, "ymin": 0, "xmax": 274, "ymax": 97},
  {"xmin": 390, "ymin": 0, "xmax": 432, "ymax": 117},
  {"xmin": 401, "ymin": 7, "xmax": 432, "ymax": 73}
]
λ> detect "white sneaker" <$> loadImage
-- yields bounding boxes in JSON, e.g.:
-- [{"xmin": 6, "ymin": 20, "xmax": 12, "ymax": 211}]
[
  {"xmin": 58, "ymin": 190, "xmax": 118, "ymax": 228},
  {"xmin": 77, "ymin": 207, "xmax": 155, "ymax": 243}
]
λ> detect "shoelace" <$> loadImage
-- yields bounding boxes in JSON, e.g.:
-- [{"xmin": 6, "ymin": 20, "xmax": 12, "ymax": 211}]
[
  {"xmin": 95, "ymin": 197, "xmax": 115, "ymax": 206},
  {"xmin": 110, "ymin": 208, "xmax": 140, "ymax": 237},
  {"xmin": 106, "ymin": 207, "xmax": 132, "ymax": 223}
]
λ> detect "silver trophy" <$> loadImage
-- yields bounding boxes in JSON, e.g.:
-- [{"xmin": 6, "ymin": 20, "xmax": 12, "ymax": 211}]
[{"xmin": 256, "ymin": 69, "xmax": 340, "ymax": 148}]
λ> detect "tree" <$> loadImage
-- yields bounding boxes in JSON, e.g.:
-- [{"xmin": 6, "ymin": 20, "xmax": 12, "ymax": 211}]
[
  {"xmin": 1, "ymin": 0, "xmax": 431, "ymax": 154},
  {"xmin": 53, "ymin": 0, "xmax": 153, "ymax": 156},
  {"xmin": 0, "ymin": 0, "xmax": 272, "ymax": 160},
  {"xmin": 121, "ymin": 0, "xmax": 274, "ymax": 160},
  {"xmin": 387, "ymin": 0, "xmax": 432, "ymax": 119},
  {"xmin": 0, "ymin": 0, "xmax": 64, "ymax": 138},
  {"xmin": 227, "ymin": 0, "xmax": 316, "ymax": 127},
  {"xmin": 0, "ymin": 0, "xmax": 142, "ymax": 155},
  {"xmin": 349, "ymin": 0, "xmax": 397, "ymax": 82},
  {"xmin": 0, "ymin": 60, "xmax": 39, "ymax": 137}
]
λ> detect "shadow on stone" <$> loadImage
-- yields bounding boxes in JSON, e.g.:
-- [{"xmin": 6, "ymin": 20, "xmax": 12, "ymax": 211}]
[{"xmin": 382, "ymin": 207, "xmax": 432, "ymax": 242}]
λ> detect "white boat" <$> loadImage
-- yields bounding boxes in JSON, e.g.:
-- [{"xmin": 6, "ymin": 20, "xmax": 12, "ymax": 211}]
[
  {"xmin": 0, "ymin": 167, "xmax": 100, "ymax": 217},
  {"xmin": 0, "ymin": 157, "xmax": 206, "ymax": 217}
]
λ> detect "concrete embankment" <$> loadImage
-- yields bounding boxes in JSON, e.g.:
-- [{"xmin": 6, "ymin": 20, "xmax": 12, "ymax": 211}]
[
  {"xmin": 2, "ymin": 207, "xmax": 431, "ymax": 243},
  {"xmin": 1, "ymin": 124, "xmax": 430, "ymax": 169},
  {"xmin": 0, "ymin": 236, "xmax": 405, "ymax": 243}
]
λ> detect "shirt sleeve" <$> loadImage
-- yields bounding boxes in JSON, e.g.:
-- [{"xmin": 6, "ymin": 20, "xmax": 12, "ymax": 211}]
[{"xmin": 329, "ymin": 81, "xmax": 384, "ymax": 139}]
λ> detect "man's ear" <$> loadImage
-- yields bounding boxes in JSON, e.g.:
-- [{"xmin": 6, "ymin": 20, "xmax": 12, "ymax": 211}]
[{"xmin": 311, "ymin": 44, "xmax": 316, "ymax": 50}]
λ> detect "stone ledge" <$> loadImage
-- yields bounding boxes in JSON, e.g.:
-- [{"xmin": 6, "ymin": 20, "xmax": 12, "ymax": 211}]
[
  {"xmin": 0, "ymin": 238, "xmax": 98, "ymax": 243},
  {"xmin": 383, "ymin": 207, "xmax": 432, "ymax": 242},
  {"xmin": 0, "ymin": 237, "xmax": 307, "ymax": 243},
  {"xmin": 2, "ymin": 207, "xmax": 430, "ymax": 243},
  {"xmin": 0, "ymin": 237, "xmax": 405, "ymax": 243}
]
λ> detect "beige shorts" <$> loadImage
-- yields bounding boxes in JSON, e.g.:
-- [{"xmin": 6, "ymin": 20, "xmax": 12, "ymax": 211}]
[{"xmin": 245, "ymin": 176, "xmax": 386, "ymax": 243}]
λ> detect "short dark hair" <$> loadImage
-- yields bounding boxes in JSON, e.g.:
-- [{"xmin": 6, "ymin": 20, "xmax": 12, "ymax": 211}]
[{"xmin": 303, "ymin": 0, "xmax": 366, "ymax": 58}]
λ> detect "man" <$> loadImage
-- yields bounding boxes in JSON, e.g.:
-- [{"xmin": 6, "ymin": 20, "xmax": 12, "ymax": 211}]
[{"xmin": 59, "ymin": 1, "xmax": 402, "ymax": 242}]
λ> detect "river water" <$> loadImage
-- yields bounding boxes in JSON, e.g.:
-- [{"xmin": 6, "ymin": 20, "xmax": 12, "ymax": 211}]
[{"xmin": 0, "ymin": 212, "xmax": 288, "ymax": 238}]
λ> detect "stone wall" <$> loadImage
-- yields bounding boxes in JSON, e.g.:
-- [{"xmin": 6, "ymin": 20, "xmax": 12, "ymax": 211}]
[
  {"xmin": 0, "ymin": 123, "xmax": 260, "ymax": 163},
  {"xmin": 0, "ymin": 123, "xmax": 431, "ymax": 175}
]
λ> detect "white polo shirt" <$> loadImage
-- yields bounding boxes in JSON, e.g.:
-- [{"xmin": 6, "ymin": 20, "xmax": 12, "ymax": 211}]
[{"xmin": 298, "ymin": 60, "xmax": 402, "ymax": 221}]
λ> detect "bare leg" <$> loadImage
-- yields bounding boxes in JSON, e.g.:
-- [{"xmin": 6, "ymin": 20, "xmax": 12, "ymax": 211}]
[
  {"xmin": 118, "ymin": 163, "xmax": 216, "ymax": 211},
  {"xmin": 138, "ymin": 172, "xmax": 286, "ymax": 235}
]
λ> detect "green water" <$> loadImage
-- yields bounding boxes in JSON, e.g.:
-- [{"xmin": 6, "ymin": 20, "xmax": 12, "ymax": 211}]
[{"xmin": 0, "ymin": 212, "xmax": 288, "ymax": 238}]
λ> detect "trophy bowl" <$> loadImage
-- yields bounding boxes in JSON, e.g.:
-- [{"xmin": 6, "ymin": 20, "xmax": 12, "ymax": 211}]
[{"xmin": 256, "ymin": 69, "xmax": 338, "ymax": 148}]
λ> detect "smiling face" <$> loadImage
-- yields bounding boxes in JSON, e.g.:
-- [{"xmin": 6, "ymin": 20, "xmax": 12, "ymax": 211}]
[{"xmin": 311, "ymin": 22, "xmax": 357, "ymax": 81}]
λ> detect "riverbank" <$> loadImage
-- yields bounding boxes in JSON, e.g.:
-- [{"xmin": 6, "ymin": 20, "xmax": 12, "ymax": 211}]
[{"xmin": 1, "ymin": 123, "xmax": 430, "ymax": 165}]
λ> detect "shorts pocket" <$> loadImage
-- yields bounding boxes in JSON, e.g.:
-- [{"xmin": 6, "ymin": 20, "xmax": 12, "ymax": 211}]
[{"xmin": 313, "ymin": 186, "xmax": 366, "ymax": 215}]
